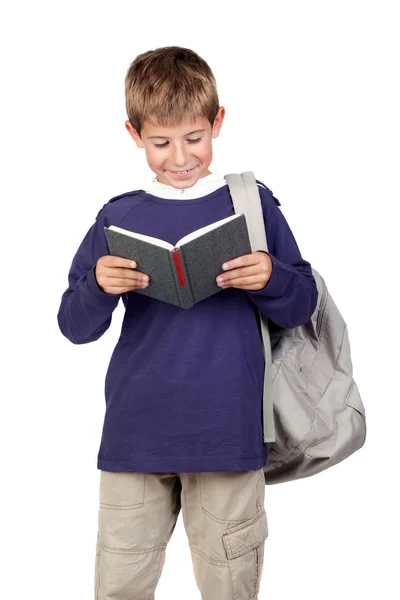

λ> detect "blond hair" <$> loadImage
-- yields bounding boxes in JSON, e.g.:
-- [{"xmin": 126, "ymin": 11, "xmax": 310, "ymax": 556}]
[{"xmin": 125, "ymin": 46, "xmax": 220, "ymax": 137}]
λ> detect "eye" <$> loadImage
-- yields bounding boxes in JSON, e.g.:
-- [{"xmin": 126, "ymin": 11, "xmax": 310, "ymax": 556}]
[{"xmin": 153, "ymin": 138, "xmax": 202, "ymax": 149}]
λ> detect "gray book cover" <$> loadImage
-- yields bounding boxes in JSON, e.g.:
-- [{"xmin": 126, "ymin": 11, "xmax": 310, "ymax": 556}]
[{"xmin": 104, "ymin": 213, "xmax": 252, "ymax": 309}]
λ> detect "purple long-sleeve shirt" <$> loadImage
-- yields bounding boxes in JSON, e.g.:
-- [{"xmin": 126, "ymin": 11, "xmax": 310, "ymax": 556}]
[{"xmin": 57, "ymin": 179, "xmax": 318, "ymax": 472}]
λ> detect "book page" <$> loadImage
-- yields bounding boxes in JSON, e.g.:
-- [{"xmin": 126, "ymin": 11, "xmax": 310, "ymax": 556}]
[
  {"xmin": 107, "ymin": 225, "xmax": 174, "ymax": 250},
  {"xmin": 176, "ymin": 214, "xmax": 243, "ymax": 247}
]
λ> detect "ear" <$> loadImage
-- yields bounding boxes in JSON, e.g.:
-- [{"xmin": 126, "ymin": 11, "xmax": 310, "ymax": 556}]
[
  {"xmin": 211, "ymin": 106, "xmax": 225, "ymax": 139},
  {"xmin": 125, "ymin": 120, "xmax": 145, "ymax": 148}
]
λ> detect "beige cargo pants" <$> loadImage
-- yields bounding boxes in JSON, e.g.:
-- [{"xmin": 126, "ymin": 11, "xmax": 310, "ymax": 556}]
[{"xmin": 94, "ymin": 468, "xmax": 268, "ymax": 599}]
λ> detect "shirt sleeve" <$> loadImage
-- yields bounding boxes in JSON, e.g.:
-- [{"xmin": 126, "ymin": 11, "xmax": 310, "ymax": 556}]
[
  {"xmin": 57, "ymin": 209, "xmax": 121, "ymax": 344},
  {"xmin": 243, "ymin": 183, "xmax": 318, "ymax": 329}
]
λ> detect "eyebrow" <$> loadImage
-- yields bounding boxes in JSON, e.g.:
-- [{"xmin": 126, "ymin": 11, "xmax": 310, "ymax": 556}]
[{"xmin": 147, "ymin": 129, "xmax": 206, "ymax": 140}]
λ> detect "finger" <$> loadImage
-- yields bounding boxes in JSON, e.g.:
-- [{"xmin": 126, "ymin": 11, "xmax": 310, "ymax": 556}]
[
  {"xmin": 221, "ymin": 253, "xmax": 260, "ymax": 271},
  {"xmin": 102, "ymin": 265, "xmax": 149, "ymax": 281},
  {"xmin": 97, "ymin": 270, "xmax": 150, "ymax": 292},
  {"xmin": 106, "ymin": 276, "xmax": 149, "ymax": 287},
  {"xmin": 220, "ymin": 274, "xmax": 266, "ymax": 289},
  {"xmin": 103, "ymin": 286, "xmax": 137, "ymax": 295},
  {"xmin": 218, "ymin": 264, "xmax": 261, "ymax": 283},
  {"xmin": 101, "ymin": 280, "xmax": 149, "ymax": 294},
  {"xmin": 101, "ymin": 255, "xmax": 139, "ymax": 268}
]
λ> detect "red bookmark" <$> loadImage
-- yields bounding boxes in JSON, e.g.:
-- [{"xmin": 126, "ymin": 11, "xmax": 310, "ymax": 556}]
[{"xmin": 172, "ymin": 248, "xmax": 186, "ymax": 287}]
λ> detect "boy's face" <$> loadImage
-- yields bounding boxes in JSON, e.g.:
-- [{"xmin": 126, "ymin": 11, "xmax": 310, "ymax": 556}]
[{"xmin": 125, "ymin": 107, "xmax": 225, "ymax": 189}]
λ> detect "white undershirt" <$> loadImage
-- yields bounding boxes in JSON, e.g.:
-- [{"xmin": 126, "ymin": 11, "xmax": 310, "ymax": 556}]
[{"xmin": 142, "ymin": 172, "xmax": 227, "ymax": 200}]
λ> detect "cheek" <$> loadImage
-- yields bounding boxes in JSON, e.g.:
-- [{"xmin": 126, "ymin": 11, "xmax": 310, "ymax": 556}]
[
  {"xmin": 145, "ymin": 148, "xmax": 163, "ymax": 167},
  {"xmin": 198, "ymin": 141, "xmax": 213, "ymax": 160}
]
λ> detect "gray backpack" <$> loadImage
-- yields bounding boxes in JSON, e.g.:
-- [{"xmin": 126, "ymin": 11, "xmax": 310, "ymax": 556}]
[{"xmin": 225, "ymin": 172, "xmax": 367, "ymax": 485}]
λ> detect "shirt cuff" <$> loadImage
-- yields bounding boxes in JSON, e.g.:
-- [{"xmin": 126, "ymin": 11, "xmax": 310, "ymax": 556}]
[
  {"xmin": 245, "ymin": 251, "xmax": 283, "ymax": 297},
  {"xmin": 81, "ymin": 266, "xmax": 122, "ymax": 305}
]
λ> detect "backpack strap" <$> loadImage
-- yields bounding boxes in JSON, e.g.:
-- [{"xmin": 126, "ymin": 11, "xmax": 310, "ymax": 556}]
[{"xmin": 224, "ymin": 172, "xmax": 275, "ymax": 443}]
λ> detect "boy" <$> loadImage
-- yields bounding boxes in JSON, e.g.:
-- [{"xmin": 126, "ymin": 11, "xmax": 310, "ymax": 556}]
[{"xmin": 57, "ymin": 46, "xmax": 318, "ymax": 600}]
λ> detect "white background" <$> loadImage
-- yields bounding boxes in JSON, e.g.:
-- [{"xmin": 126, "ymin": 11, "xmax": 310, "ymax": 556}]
[{"xmin": 1, "ymin": 1, "xmax": 399, "ymax": 598}]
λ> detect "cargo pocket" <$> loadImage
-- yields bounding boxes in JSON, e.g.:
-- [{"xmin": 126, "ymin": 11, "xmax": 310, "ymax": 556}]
[
  {"xmin": 221, "ymin": 507, "xmax": 268, "ymax": 599},
  {"xmin": 99, "ymin": 471, "xmax": 146, "ymax": 510},
  {"xmin": 98, "ymin": 471, "xmax": 146, "ymax": 551}
]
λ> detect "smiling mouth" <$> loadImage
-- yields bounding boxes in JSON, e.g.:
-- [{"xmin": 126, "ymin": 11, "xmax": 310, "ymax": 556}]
[{"xmin": 169, "ymin": 167, "xmax": 196, "ymax": 175}]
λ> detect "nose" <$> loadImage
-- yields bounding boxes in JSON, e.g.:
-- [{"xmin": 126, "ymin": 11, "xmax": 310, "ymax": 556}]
[{"xmin": 170, "ymin": 143, "xmax": 189, "ymax": 168}]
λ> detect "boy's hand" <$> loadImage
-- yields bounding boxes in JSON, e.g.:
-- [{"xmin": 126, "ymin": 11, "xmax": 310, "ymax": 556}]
[
  {"xmin": 216, "ymin": 251, "xmax": 272, "ymax": 291},
  {"xmin": 95, "ymin": 256, "xmax": 150, "ymax": 294}
]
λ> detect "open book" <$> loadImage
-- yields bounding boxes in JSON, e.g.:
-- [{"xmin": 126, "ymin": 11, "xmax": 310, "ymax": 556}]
[{"xmin": 104, "ymin": 213, "xmax": 252, "ymax": 309}]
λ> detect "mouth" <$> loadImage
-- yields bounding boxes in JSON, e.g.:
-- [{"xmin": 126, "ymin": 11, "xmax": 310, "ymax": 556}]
[{"xmin": 168, "ymin": 167, "xmax": 196, "ymax": 178}]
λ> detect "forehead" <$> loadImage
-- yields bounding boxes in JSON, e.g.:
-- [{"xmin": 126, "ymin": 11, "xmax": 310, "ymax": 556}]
[{"xmin": 142, "ymin": 116, "xmax": 210, "ymax": 139}]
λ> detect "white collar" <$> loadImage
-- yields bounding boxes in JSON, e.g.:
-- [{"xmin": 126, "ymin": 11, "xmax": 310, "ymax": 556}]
[{"xmin": 142, "ymin": 172, "xmax": 227, "ymax": 199}]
